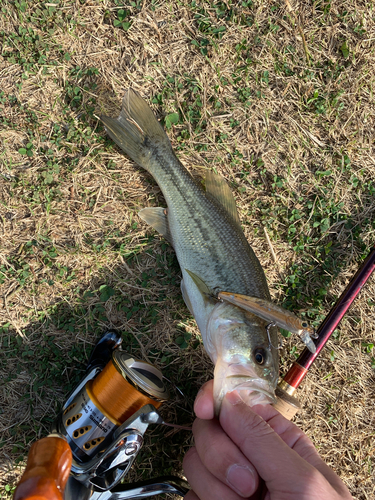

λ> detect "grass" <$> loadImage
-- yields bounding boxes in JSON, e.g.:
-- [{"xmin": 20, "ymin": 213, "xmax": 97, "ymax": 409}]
[{"xmin": 1, "ymin": 0, "xmax": 375, "ymax": 498}]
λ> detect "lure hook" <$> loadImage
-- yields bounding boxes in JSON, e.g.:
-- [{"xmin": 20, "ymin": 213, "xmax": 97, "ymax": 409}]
[
  {"xmin": 311, "ymin": 329, "xmax": 319, "ymax": 340},
  {"xmin": 266, "ymin": 322, "xmax": 283, "ymax": 350}
]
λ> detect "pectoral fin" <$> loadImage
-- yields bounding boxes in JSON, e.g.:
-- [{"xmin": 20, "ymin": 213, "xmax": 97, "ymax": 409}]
[
  {"xmin": 181, "ymin": 279, "xmax": 194, "ymax": 315},
  {"xmin": 205, "ymin": 171, "xmax": 242, "ymax": 229},
  {"xmin": 185, "ymin": 269, "xmax": 214, "ymax": 303},
  {"xmin": 138, "ymin": 207, "xmax": 173, "ymax": 245}
]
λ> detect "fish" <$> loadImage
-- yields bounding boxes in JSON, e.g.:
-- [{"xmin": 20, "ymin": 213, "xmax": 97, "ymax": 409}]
[
  {"xmin": 218, "ymin": 292, "xmax": 317, "ymax": 353},
  {"xmin": 100, "ymin": 89, "xmax": 279, "ymax": 415}
]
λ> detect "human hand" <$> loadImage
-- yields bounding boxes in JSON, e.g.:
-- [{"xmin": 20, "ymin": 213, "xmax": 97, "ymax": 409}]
[{"xmin": 183, "ymin": 381, "xmax": 352, "ymax": 500}]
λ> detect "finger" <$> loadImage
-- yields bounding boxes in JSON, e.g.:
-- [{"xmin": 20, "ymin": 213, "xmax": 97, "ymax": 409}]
[
  {"xmin": 251, "ymin": 404, "xmax": 352, "ymax": 498},
  {"xmin": 193, "ymin": 417, "xmax": 259, "ymax": 497},
  {"xmin": 183, "ymin": 446, "xmax": 245, "ymax": 500},
  {"xmin": 220, "ymin": 393, "xmax": 332, "ymax": 495},
  {"xmin": 194, "ymin": 383, "xmax": 351, "ymax": 498},
  {"xmin": 184, "ymin": 489, "xmax": 200, "ymax": 500},
  {"xmin": 194, "ymin": 380, "xmax": 214, "ymax": 419}
]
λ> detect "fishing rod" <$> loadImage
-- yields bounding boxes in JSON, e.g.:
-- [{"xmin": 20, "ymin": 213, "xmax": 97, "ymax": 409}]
[{"xmin": 274, "ymin": 244, "xmax": 375, "ymax": 419}]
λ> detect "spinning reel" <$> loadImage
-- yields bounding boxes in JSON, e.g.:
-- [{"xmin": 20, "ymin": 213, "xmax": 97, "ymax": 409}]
[{"xmin": 15, "ymin": 332, "xmax": 189, "ymax": 500}]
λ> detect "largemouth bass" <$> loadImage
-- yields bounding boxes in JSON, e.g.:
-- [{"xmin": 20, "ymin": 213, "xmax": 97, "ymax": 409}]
[{"xmin": 101, "ymin": 89, "xmax": 279, "ymax": 414}]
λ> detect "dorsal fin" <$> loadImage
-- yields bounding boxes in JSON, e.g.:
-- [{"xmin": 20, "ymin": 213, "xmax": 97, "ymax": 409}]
[{"xmin": 205, "ymin": 171, "xmax": 242, "ymax": 228}]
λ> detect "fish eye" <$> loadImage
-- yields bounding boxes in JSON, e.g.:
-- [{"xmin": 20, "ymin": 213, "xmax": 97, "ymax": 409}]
[{"xmin": 254, "ymin": 348, "xmax": 266, "ymax": 365}]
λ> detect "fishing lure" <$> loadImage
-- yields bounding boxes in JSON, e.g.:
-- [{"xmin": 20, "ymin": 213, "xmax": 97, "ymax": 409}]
[{"xmin": 218, "ymin": 292, "xmax": 317, "ymax": 353}]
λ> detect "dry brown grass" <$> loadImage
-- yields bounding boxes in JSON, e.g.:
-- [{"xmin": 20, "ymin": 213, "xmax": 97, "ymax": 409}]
[{"xmin": 1, "ymin": 0, "xmax": 375, "ymax": 498}]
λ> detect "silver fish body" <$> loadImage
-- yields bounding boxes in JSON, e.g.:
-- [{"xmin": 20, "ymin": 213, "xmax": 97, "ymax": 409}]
[{"xmin": 101, "ymin": 89, "xmax": 279, "ymax": 413}]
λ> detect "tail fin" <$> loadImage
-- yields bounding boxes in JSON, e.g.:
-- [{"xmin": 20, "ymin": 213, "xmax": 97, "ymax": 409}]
[{"xmin": 100, "ymin": 89, "xmax": 171, "ymax": 170}]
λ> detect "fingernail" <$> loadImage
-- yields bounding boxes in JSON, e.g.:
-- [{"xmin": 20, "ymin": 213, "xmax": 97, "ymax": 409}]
[
  {"xmin": 194, "ymin": 387, "xmax": 205, "ymax": 411},
  {"xmin": 227, "ymin": 464, "xmax": 256, "ymax": 497}
]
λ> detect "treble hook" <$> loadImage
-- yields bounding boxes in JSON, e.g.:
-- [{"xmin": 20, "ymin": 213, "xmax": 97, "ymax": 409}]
[
  {"xmin": 311, "ymin": 329, "xmax": 319, "ymax": 340},
  {"xmin": 266, "ymin": 322, "xmax": 283, "ymax": 350}
]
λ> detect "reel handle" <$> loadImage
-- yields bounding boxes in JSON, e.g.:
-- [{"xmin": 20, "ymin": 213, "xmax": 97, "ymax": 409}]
[{"xmin": 13, "ymin": 434, "xmax": 72, "ymax": 500}]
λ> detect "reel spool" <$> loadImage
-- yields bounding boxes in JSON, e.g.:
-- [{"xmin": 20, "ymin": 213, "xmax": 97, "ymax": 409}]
[{"xmin": 59, "ymin": 350, "xmax": 169, "ymax": 463}]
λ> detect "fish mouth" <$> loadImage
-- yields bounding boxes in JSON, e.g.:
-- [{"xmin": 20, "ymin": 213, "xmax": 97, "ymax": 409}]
[
  {"xmin": 213, "ymin": 360, "xmax": 277, "ymax": 415},
  {"xmin": 226, "ymin": 376, "xmax": 276, "ymax": 407}
]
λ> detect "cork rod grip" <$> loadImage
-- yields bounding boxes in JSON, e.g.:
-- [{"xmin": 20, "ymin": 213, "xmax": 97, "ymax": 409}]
[
  {"xmin": 272, "ymin": 385, "xmax": 301, "ymax": 420},
  {"xmin": 13, "ymin": 435, "xmax": 72, "ymax": 500}
]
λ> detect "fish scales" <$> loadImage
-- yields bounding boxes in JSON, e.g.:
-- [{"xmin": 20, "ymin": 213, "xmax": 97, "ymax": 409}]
[{"xmin": 143, "ymin": 145, "xmax": 270, "ymax": 298}]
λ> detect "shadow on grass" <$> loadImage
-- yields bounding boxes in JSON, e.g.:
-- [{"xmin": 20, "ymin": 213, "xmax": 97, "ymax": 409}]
[
  {"xmin": 0, "ymin": 247, "xmax": 207, "ymax": 493},
  {"xmin": 2, "ymin": 216, "xmax": 373, "ymax": 494}
]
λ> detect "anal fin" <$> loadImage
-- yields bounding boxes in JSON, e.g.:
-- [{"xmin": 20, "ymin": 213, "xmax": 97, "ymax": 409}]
[{"xmin": 138, "ymin": 207, "xmax": 173, "ymax": 245}]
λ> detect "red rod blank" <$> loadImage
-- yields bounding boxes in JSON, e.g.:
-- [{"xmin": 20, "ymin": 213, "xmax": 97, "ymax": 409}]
[{"xmin": 283, "ymin": 246, "xmax": 375, "ymax": 390}]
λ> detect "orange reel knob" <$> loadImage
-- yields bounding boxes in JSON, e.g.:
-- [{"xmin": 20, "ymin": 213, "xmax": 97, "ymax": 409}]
[{"xmin": 13, "ymin": 435, "xmax": 72, "ymax": 500}]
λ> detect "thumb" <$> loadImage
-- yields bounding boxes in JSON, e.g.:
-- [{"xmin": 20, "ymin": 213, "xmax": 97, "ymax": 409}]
[{"xmin": 219, "ymin": 392, "xmax": 329, "ymax": 497}]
